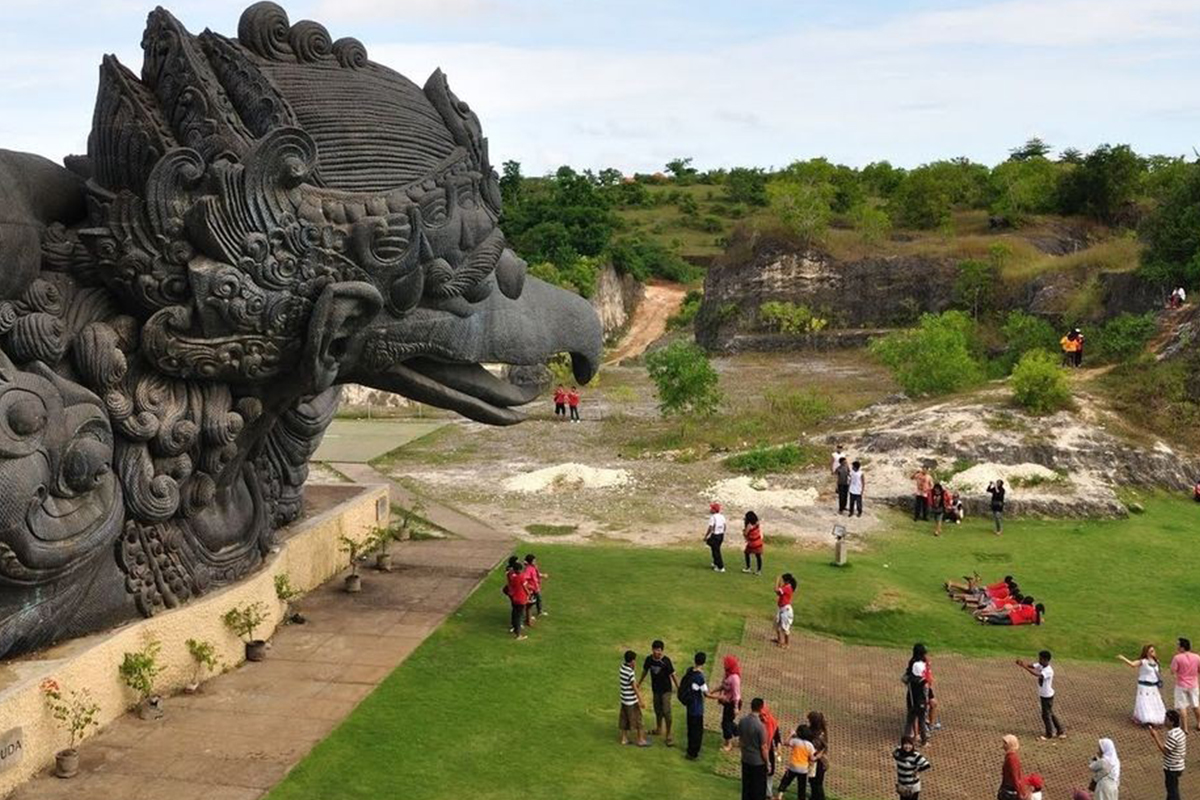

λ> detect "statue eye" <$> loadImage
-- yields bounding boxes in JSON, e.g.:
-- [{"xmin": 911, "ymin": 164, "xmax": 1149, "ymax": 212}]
[
  {"xmin": 0, "ymin": 388, "xmax": 49, "ymax": 457},
  {"xmin": 6, "ymin": 395, "xmax": 46, "ymax": 437},
  {"xmin": 419, "ymin": 190, "xmax": 449, "ymax": 227}
]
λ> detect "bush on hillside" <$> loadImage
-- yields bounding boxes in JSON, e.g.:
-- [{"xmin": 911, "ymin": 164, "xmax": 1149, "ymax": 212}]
[
  {"xmin": 1140, "ymin": 159, "xmax": 1200, "ymax": 288},
  {"xmin": 767, "ymin": 179, "xmax": 832, "ymax": 245},
  {"xmin": 725, "ymin": 167, "xmax": 768, "ymax": 206},
  {"xmin": 1056, "ymin": 144, "xmax": 1144, "ymax": 224},
  {"xmin": 666, "ymin": 290, "xmax": 703, "ymax": 331},
  {"xmin": 888, "ymin": 167, "xmax": 953, "ymax": 230},
  {"xmin": 528, "ymin": 256, "xmax": 601, "ymax": 298},
  {"xmin": 724, "ymin": 443, "xmax": 820, "ymax": 475},
  {"xmin": 999, "ymin": 310, "xmax": 1059, "ymax": 372},
  {"xmin": 607, "ymin": 235, "xmax": 698, "ymax": 283},
  {"xmin": 869, "ymin": 311, "xmax": 983, "ymax": 396},
  {"xmin": 850, "ymin": 203, "xmax": 892, "ymax": 244},
  {"xmin": 645, "ymin": 341, "xmax": 722, "ymax": 417},
  {"xmin": 988, "ymin": 157, "xmax": 1060, "ymax": 226},
  {"xmin": 1092, "ymin": 312, "xmax": 1158, "ymax": 363},
  {"xmin": 1010, "ymin": 349, "xmax": 1073, "ymax": 414},
  {"xmin": 758, "ymin": 301, "xmax": 828, "ymax": 334}
]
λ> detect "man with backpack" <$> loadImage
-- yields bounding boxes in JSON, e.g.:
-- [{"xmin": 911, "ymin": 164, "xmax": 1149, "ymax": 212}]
[{"xmin": 679, "ymin": 651, "xmax": 712, "ymax": 759}]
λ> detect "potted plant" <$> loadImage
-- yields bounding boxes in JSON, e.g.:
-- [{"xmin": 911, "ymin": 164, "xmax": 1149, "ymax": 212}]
[
  {"xmin": 274, "ymin": 572, "xmax": 305, "ymax": 624},
  {"xmin": 118, "ymin": 639, "xmax": 164, "ymax": 720},
  {"xmin": 184, "ymin": 638, "xmax": 220, "ymax": 693},
  {"xmin": 222, "ymin": 601, "xmax": 269, "ymax": 661},
  {"xmin": 338, "ymin": 535, "xmax": 364, "ymax": 592},
  {"xmin": 39, "ymin": 679, "xmax": 100, "ymax": 778},
  {"xmin": 369, "ymin": 524, "xmax": 399, "ymax": 572}
]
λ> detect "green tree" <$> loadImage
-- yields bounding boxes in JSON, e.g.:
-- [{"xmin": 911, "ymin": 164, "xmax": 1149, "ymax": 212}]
[
  {"xmin": 597, "ymin": 167, "xmax": 624, "ymax": 187},
  {"xmin": 768, "ymin": 178, "xmax": 832, "ymax": 245},
  {"xmin": 850, "ymin": 203, "xmax": 892, "ymax": 244},
  {"xmin": 954, "ymin": 258, "xmax": 998, "ymax": 319},
  {"xmin": 1059, "ymin": 147, "xmax": 1084, "ymax": 165},
  {"xmin": 1010, "ymin": 349, "xmax": 1073, "ymax": 414},
  {"xmin": 1009, "ymin": 137, "xmax": 1053, "ymax": 161},
  {"xmin": 665, "ymin": 157, "xmax": 697, "ymax": 183},
  {"xmin": 860, "ymin": 160, "xmax": 905, "ymax": 197},
  {"xmin": 499, "ymin": 160, "xmax": 523, "ymax": 204},
  {"xmin": 1056, "ymin": 143, "xmax": 1145, "ymax": 223},
  {"xmin": 988, "ymin": 157, "xmax": 1060, "ymax": 226},
  {"xmin": 889, "ymin": 167, "xmax": 953, "ymax": 229},
  {"xmin": 869, "ymin": 311, "xmax": 983, "ymax": 396},
  {"xmin": 644, "ymin": 341, "xmax": 723, "ymax": 417},
  {"xmin": 725, "ymin": 167, "xmax": 768, "ymax": 206},
  {"xmin": 1000, "ymin": 310, "xmax": 1058, "ymax": 372},
  {"xmin": 1141, "ymin": 159, "xmax": 1200, "ymax": 288}
]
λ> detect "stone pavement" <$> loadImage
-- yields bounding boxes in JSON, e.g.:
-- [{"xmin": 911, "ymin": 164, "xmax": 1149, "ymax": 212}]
[
  {"xmin": 11, "ymin": 533, "xmax": 510, "ymax": 799},
  {"xmin": 329, "ymin": 461, "xmax": 509, "ymax": 541},
  {"xmin": 712, "ymin": 620, "xmax": 1200, "ymax": 800},
  {"xmin": 311, "ymin": 419, "xmax": 445, "ymax": 464}
]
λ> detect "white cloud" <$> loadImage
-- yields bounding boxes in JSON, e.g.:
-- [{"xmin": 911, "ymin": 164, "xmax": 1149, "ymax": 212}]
[{"xmin": 313, "ymin": 0, "xmax": 506, "ymax": 23}]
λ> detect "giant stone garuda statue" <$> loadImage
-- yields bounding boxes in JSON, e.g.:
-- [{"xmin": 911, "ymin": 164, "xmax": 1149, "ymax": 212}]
[{"xmin": 0, "ymin": 2, "xmax": 601, "ymax": 658}]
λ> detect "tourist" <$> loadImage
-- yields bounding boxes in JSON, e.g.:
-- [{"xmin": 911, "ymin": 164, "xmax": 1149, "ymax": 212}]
[
  {"xmin": 739, "ymin": 698, "xmax": 770, "ymax": 800},
  {"xmin": 742, "ymin": 510, "xmax": 764, "ymax": 575},
  {"xmin": 1026, "ymin": 773, "xmax": 1045, "ymax": 800},
  {"xmin": 1061, "ymin": 330, "xmax": 1077, "ymax": 367},
  {"xmin": 835, "ymin": 457, "xmax": 851, "ymax": 515},
  {"xmin": 983, "ymin": 600, "xmax": 1045, "ymax": 626},
  {"xmin": 904, "ymin": 643, "xmax": 930, "ymax": 745},
  {"xmin": 567, "ymin": 385, "xmax": 581, "ymax": 422},
  {"xmin": 704, "ymin": 502, "xmax": 727, "ymax": 573},
  {"xmin": 949, "ymin": 491, "xmax": 965, "ymax": 524},
  {"xmin": 1084, "ymin": 738, "xmax": 1119, "ymax": 800},
  {"xmin": 848, "ymin": 461, "xmax": 865, "ymax": 518},
  {"xmin": 1170, "ymin": 637, "xmax": 1200, "ymax": 732},
  {"xmin": 717, "ymin": 655, "xmax": 744, "ymax": 752},
  {"xmin": 1017, "ymin": 650, "xmax": 1065, "ymax": 740},
  {"xmin": 1073, "ymin": 328, "xmax": 1085, "ymax": 367},
  {"xmin": 930, "ymin": 483, "xmax": 951, "ymax": 537},
  {"xmin": 998, "ymin": 735, "xmax": 1026, "ymax": 800},
  {"xmin": 503, "ymin": 556, "xmax": 532, "ymax": 640},
  {"xmin": 522, "ymin": 553, "xmax": 546, "ymax": 627},
  {"xmin": 1148, "ymin": 709, "xmax": 1186, "ymax": 800},
  {"xmin": 760, "ymin": 702, "xmax": 782, "ymax": 799},
  {"xmin": 807, "ymin": 711, "xmax": 829, "ymax": 800},
  {"xmin": 830, "ymin": 443, "xmax": 844, "ymax": 475},
  {"xmin": 639, "ymin": 640, "xmax": 678, "ymax": 746},
  {"xmin": 1193, "ymin": 480, "xmax": 1200, "ymax": 503},
  {"xmin": 923, "ymin": 650, "xmax": 941, "ymax": 732},
  {"xmin": 618, "ymin": 649, "xmax": 649, "ymax": 747},
  {"xmin": 680, "ymin": 652, "xmax": 711, "ymax": 759},
  {"xmin": 775, "ymin": 723, "xmax": 816, "ymax": 800},
  {"xmin": 892, "ymin": 735, "xmax": 931, "ymax": 799},
  {"xmin": 1118, "ymin": 644, "xmax": 1166, "ymax": 726},
  {"xmin": 911, "ymin": 466, "xmax": 932, "ymax": 521},
  {"xmin": 773, "ymin": 573, "xmax": 797, "ymax": 649},
  {"xmin": 988, "ymin": 479, "xmax": 1007, "ymax": 536},
  {"xmin": 553, "ymin": 384, "xmax": 567, "ymax": 419}
]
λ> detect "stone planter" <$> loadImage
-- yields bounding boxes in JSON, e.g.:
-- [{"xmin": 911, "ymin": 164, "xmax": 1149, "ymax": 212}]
[
  {"xmin": 136, "ymin": 696, "xmax": 163, "ymax": 720},
  {"xmin": 375, "ymin": 552, "xmax": 392, "ymax": 572},
  {"xmin": 54, "ymin": 748, "xmax": 79, "ymax": 779},
  {"xmin": 245, "ymin": 639, "xmax": 267, "ymax": 662},
  {"xmin": 344, "ymin": 573, "xmax": 362, "ymax": 593}
]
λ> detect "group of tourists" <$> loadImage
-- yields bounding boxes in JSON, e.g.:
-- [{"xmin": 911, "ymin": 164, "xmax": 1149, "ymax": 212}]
[
  {"xmin": 618, "ymin": 640, "xmax": 831, "ymax": 800},
  {"xmin": 830, "ymin": 444, "xmax": 866, "ymax": 518},
  {"xmin": 945, "ymin": 574, "xmax": 1045, "ymax": 625},
  {"xmin": 552, "ymin": 384, "xmax": 583, "ymax": 421},
  {"xmin": 1061, "ymin": 328, "xmax": 1086, "ymax": 368},
  {"xmin": 703, "ymin": 502, "xmax": 766, "ymax": 575},
  {"xmin": 910, "ymin": 466, "xmax": 1008, "ymax": 536},
  {"xmin": 501, "ymin": 553, "xmax": 547, "ymax": 640}
]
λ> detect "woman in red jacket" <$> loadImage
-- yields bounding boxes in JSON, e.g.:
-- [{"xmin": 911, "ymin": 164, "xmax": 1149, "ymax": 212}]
[
  {"xmin": 742, "ymin": 511, "xmax": 763, "ymax": 575},
  {"xmin": 998, "ymin": 735, "xmax": 1028, "ymax": 800}
]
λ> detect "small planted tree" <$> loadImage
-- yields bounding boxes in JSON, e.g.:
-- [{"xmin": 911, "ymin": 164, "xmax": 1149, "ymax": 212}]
[
  {"xmin": 223, "ymin": 601, "xmax": 269, "ymax": 661},
  {"xmin": 40, "ymin": 679, "xmax": 100, "ymax": 777},
  {"xmin": 118, "ymin": 638, "xmax": 164, "ymax": 719},
  {"xmin": 645, "ymin": 341, "xmax": 722, "ymax": 418},
  {"xmin": 184, "ymin": 638, "xmax": 220, "ymax": 691},
  {"xmin": 274, "ymin": 572, "xmax": 305, "ymax": 624},
  {"xmin": 339, "ymin": 535, "xmax": 365, "ymax": 592},
  {"xmin": 1011, "ymin": 349, "xmax": 1073, "ymax": 414}
]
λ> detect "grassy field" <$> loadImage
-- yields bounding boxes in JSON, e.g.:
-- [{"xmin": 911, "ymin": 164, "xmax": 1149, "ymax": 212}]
[{"xmin": 268, "ymin": 496, "xmax": 1200, "ymax": 800}]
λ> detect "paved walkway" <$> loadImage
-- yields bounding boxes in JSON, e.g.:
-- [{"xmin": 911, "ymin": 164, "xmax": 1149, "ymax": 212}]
[
  {"xmin": 12, "ymin": 478, "xmax": 510, "ymax": 800},
  {"xmin": 311, "ymin": 419, "xmax": 445, "ymax": 463}
]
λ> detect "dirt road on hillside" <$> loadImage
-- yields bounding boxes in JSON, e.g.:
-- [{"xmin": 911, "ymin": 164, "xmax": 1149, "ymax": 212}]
[{"xmin": 605, "ymin": 281, "xmax": 686, "ymax": 364}]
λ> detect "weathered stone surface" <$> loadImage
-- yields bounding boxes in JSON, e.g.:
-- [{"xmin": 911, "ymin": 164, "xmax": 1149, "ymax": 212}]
[{"xmin": 0, "ymin": 1, "xmax": 600, "ymax": 659}]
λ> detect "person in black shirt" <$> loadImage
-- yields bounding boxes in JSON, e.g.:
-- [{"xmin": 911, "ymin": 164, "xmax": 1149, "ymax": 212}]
[
  {"xmin": 639, "ymin": 639, "xmax": 679, "ymax": 745},
  {"xmin": 987, "ymin": 480, "xmax": 1006, "ymax": 536}
]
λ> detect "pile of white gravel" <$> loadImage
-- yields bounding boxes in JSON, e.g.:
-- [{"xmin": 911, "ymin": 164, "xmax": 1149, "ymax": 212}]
[
  {"xmin": 704, "ymin": 476, "xmax": 819, "ymax": 511},
  {"xmin": 503, "ymin": 463, "xmax": 631, "ymax": 493}
]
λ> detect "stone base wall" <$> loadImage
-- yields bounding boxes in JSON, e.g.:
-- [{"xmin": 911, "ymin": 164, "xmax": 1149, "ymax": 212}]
[{"xmin": 0, "ymin": 483, "xmax": 387, "ymax": 796}]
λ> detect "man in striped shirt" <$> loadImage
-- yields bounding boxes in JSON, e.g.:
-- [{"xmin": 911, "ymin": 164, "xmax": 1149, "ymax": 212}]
[
  {"xmin": 1149, "ymin": 709, "xmax": 1186, "ymax": 800},
  {"xmin": 892, "ymin": 735, "xmax": 931, "ymax": 799},
  {"xmin": 619, "ymin": 650, "xmax": 649, "ymax": 747}
]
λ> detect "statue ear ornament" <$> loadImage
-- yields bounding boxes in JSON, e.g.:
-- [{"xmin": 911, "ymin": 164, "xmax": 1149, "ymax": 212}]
[{"xmin": 303, "ymin": 281, "xmax": 382, "ymax": 394}]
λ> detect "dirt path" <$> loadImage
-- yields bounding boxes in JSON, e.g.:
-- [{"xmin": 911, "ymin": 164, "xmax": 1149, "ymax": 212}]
[{"xmin": 605, "ymin": 280, "xmax": 687, "ymax": 364}]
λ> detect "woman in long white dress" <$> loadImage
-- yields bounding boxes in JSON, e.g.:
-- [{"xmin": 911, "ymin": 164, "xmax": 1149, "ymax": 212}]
[{"xmin": 1117, "ymin": 644, "xmax": 1167, "ymax": 726}]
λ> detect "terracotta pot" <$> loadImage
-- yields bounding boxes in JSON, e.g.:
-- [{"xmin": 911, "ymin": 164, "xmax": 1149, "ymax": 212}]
[
  {"xmin": 137, "ymin": 696, "xmax": 163, "ymax": 720},
  {"xmin": 245, "ymin": 639, "xmax": 267, "ymax": 662},
  {"xmin": 54, "ymin": 748, "xmax": 79, "ymax": 779},
  {"xmin": 345, "ymin": 573, "xmax": 362, "ymax": 593},
  {"xmin": 375, "ymin": 552, "xmax": 392, "ymax": 572}
]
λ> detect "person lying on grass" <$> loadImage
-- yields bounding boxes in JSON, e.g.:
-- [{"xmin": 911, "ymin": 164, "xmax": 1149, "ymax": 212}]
[
  {"xmin": 971, "ymin": 593, "xmax": 1029, "ymax": 621},
  {"xmin": 983, "ymin": 601, "xmax": 1044, "ymax": 626},
  {"xmin": 960, "ymin": 578, "xmax": 1020, "ymax": 610}
]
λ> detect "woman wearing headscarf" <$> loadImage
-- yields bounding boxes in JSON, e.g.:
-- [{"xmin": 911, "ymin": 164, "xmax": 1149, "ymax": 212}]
[
  {"xmin": 999, "ymin": 735, "xmax": 1027, "ymax": 800},
  {"xmin": 1085, "ymin": 738, "xmax": 1119, "ymax": 800},
  {"xmin": 717, "ymin": 655, "xmax": 743, "ymax": 752},
  {"xmin": 759, "ymin": 701, "xmax": 781, "ymax": 798}
]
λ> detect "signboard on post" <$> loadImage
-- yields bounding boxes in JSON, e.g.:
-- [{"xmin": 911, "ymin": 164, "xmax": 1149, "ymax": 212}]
[
  {"xmin": 0, "ymin": 727, "xmax": 23, "ymax": 773},
  {"xmin": 831, "ymin": 524, "xmax": 848, "ymax": 566}
]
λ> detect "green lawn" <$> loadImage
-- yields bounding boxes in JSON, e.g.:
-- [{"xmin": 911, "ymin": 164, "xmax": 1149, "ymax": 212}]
[{"xmin": 268, "ymin": 497, "xmax": 1200, "ymax": 800}]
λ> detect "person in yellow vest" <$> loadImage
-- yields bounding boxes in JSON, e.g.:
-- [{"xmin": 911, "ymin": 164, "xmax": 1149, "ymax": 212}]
[{"xmin": 1060, "ymin": 331, "xmax": 1078, "ymax": 367}]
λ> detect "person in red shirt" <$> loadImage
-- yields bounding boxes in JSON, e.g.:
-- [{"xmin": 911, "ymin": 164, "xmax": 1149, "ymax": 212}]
[
  {"xmin": 503, "ymin": 556, "xmax": 532, "ymax": 640},
  {"xmin": 567, "ymin": 386, "xmax": 581, "ymax": 422},
  {"xmin": 553, "ymin": 385, "xmax": 567, "ymax": 419},
  {"xmin": 522, "ymin": 553, "xmax": 548, "ymax": 627},
  {"xmin": 983, "ymin": 601, "xmax": 1044, "ymax": 626},
  {"xmin": 773, "ymin": 573, "xmax": 797, "ymax": 649},
  {"xmin": 742, "ymin": 510, "xmax": 764, "ymax": 575},
  {"xmin": 998, "ymin": 735, "xmax": 1025, "ymax": 800}
]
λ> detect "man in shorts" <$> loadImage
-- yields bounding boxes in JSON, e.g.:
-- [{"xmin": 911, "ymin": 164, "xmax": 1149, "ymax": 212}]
[
  {"xmin": 639, "ymin": 640, "xmax": 678, "ymax": 745},
  {"xmin": 619, "ymin": 649, "xmax": 650, "ymax": 747},
  {"xmin": 1171, "ymin": 637, "xmax": 1200, "ymax": 732}
]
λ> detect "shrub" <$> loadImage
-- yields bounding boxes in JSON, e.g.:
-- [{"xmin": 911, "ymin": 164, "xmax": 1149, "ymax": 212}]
[
  {"xmin": 724, "ymin": 443, "xmax": 820, "ymax": 475},
  {"xmin": 953, "ymin": 258, "xmax": 999, "ymax": 319},
  {"xmin": 759, "ymin": 301, "xmax": 828, "ymax": 334},
  {"xmin": 223, "ymin": 602, "xmax": 269, "ymax": 643},
  {"xmin": 274, "ymin": 573, "xmax": 298, "ymax": 603},
  {"xmin": 40, "ymin": 679, "xmax": 100, "ymax": 750},
  {"xmin": 850, "ymin": 203, "xmax": 891, "ymax": 244},
  {"xmin": 667, "ymin": 290, "xmax": 703, "ymax": 331},
  {"xmin": 724, "ymin": 167, "xmax": 768, "ymax": 206},
  {"xmin": 118, "ymin": 639, "xmax": 163, "ymax": 701},
  {"xmin": 999, "ymin": 310, "xmax": 1058, "ymax": 372},
  {"xmin": 644, "ymin": 341, "xmax": 722, "ymax": 417},
  {"xmin": 185, "ymin": 638, "xmax": 220, "ymax": 685},
  {"xmin": 869, "ymin": 311, "xmax": 983, "ymax": 396},
  {"xmin": 1010, "ymin": 349, "xmax": 1073, "ymax": 414},
  {"xmin": 767, "ymin": 179, "xmax": 832, "ymax": 245},
  {"xmin": 1093, "ymin": 312, "xmax": 1158, "ymax": 363}
]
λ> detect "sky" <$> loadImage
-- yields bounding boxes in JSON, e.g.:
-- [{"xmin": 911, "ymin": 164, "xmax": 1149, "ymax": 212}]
[{"xmin": 2, "ymin": 0, "xmax": 1200, "ymax": 176}]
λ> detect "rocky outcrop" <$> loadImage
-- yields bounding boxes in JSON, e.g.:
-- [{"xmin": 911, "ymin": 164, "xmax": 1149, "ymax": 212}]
[
  {"xmin": 591, "ymin": 262, "xmax": 645, "ymax": 342},
  {"xmin": 696, "ymin": 233, "xmax": 959, "ymax": 350}
]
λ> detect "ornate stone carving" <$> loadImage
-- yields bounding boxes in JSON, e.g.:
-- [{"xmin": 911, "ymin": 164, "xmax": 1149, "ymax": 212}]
[{"xmin": 0, "ymin": 1, "xmax": 602, "ymax": 658}]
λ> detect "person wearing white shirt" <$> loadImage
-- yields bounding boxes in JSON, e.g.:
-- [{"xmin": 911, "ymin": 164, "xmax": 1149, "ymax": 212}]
[
  {"xmin": 847, "ymin": 461, "xmax": 865, "ymax": 517},
  {"xmin": 704, "ymin": 502, "xmax": 727, "ymax": 572},
  {"xmin": 830, "ymin": 444, "xmax": 844, "ymax": 474},
  {"xmin": 1018, "ymin": 650, "xmax": 1065, "ymax": 740}
]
